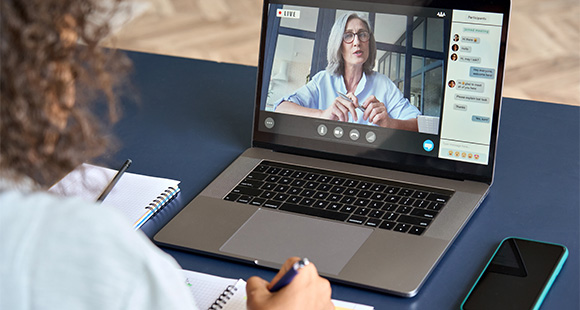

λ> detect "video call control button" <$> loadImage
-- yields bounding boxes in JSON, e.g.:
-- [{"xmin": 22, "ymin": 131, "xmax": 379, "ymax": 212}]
[
  {"xmin": 317, "ymin": 124, "xmax": 328, "ymax": 136},
  {"xmin": 264, "ymin": 117, "xmax": 275, "ymax": 129},
  {"xmin": 349, "ymin": 129, "xmax": 360, "ymax": 141},
  {"xmin": 333, "ymin": 127, "xmax": 344, "ymax": 138},
  {"xmin": 365, "ymin": 131, "xmax": 376, "ymax": 143}
]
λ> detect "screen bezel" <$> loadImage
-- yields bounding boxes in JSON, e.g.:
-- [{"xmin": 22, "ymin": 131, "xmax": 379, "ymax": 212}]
[{"xmin": 252, "ymin": 0, "xmax": 511, "ymax": 184}]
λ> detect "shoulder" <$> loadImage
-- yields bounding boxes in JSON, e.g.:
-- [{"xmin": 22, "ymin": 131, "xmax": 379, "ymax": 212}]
[
  {"xmin": 310, "ymin": 70, "xmax": 337, "ymax": 83},
  {"xmin": 0, "ymin": 190, "xmax": 194, "ymax": 309},
  {"xmin": 367, "ymin": 71, "xmax": 396, "ymax": 85}
]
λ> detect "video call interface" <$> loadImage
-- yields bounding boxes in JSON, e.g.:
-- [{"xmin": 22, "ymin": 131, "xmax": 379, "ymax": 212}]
[{"xmin": 257, "ymin": 0, "xmax": 504, "ymax": 166}]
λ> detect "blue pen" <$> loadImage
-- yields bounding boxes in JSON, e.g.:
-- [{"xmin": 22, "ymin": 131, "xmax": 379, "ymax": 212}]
[{"xmin": 269, "ymin": 258, "xmax": 309, "ymax": 292}]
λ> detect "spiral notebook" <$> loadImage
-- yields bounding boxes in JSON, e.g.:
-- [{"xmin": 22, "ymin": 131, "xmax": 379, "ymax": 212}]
[
  {"xmin": 49, "ymin": 163, "xmax": 180, "ymax": 229},
  {"xmin": 182, "ymin": 269, "xmax": 374, "ymax": 310}
]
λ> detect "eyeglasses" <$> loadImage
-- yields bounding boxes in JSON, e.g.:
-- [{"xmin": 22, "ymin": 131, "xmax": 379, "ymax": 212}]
[{"xmin": 342, "ymin": 31, "xmax": 370, "ymax": 43}]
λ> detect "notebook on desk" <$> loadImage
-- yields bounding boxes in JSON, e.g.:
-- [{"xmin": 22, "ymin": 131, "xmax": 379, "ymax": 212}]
[{"xmin": 154, "ymin": 0, "xmax": 511, "ymax": 297}]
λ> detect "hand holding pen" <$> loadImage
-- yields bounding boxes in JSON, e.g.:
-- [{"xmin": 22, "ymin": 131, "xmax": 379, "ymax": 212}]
[{"xmin": 245, "ymin": 257, "xmax": 334, "ymax": 310}]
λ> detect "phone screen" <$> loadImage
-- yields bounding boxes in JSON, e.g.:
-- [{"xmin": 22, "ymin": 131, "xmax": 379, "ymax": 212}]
[{"xmin": 462, "ymin": 238, "xmax": 568, "ymax": 310}]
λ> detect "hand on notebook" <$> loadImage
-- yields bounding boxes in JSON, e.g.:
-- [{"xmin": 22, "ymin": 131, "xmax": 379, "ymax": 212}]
[{"xmin": 246, "ymin": 257, "xmax": 334, "ymax": 310}]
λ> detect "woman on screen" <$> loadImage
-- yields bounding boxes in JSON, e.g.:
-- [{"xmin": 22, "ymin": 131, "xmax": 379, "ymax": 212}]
[{"xmin": 275, "ymin": 12, "xmax": 420, "ymax": 131}]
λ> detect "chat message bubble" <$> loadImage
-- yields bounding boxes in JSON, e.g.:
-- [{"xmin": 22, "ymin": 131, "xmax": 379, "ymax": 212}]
[
  {"xmin": 461, "ymin": 36, "xmax": 480, "ymax": 44},
  {"xmin": 455, "ymin": 94, "xmax": 490, "ymax": 104},
  {"xmin": 472, "ymin": 115, "xmax": 490, "ymax": 123},
  {"xmin": 460, "ymin": 55, "xmax": 481, "ymax": 64},
  {"xmin": 453, "ymin": 103, "xmax": 468, "ymax": 111},
  {"xmin": 460, "ymin": 45, "xmax": 472, "ymax": 53},
  {"xmin": 470, "ymin": 67, "xmax": 496, "ymax": 79},
  {"xmin": 456, "ymin": 80, "xmax": 485, "ymax": 93}
]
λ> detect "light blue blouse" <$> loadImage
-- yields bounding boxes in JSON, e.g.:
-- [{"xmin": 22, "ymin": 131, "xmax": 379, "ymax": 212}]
[{"xmin": 274, "ymin": 70, "xmax": 421, "ymax": 126}]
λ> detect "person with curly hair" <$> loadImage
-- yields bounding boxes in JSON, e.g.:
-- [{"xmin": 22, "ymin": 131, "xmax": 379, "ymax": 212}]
[{"xmin": 0, "ymin": 1, "xmax": 333, "ymax": 309}]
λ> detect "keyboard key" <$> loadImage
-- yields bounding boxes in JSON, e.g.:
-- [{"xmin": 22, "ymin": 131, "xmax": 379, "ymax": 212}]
[
  {"xmin": 317, "ymin": 175, "xmax": 332, "ymax": 183},
  {"xmin": 408, "ymin": 226, "xmax": 425, "ymax": 235},
  {"xmin": 410, "ymin": 208, "xmax": 437, "ymax": 219},
  {"xmin": 396, "ymin": 206, "xmax": 412, "ymax": 214},
  {"xmin": 340, "ymin": 205, "xmax": 356, "ymax": 213},
  {"xmin": 413, "ymin": 199, "xmax": 430, "ymax": 208},
  {"xmin": 290, "ymin": 179, "xmax": 307, "ymax": 187},
  {"xmin": 368, "ymin": 210, "xmax": 385, "ymax": 218},
  {"xmin": 427, "ymin": 202, "xmax": 445, "ymax": 211},
  {"xmin": 385, "ymin": 186, "xmax": 400, "ymax": 194},
  {"xmin": 426, "ymin": 193, "xmax": 451, "ymax": 203},
  {"xmin": 357, "ymin": 182, "xmax": 373, "ymax": 190},
  {"xmin": 233, "ymin": 186, "xmax": 262, "ymax": 197},
  {"xmin": 298, "ymin": 198, "xmax": 315, "ymax": 206},
  {"xmin": 326, "ymin": 203, "xmax": 342, "ymax": 211},
  {"xmin": 250, "ymin": 198, "xmax": 265, "ymax": 206},
  {"xmin": 344, "ymin": 188, "xmax": 359, "ymax": 196},
  {"xmin": 399, "ymin": 189, "xmax": 414, "ymax": 197},
  {"xmin": 240, "ymin": 179, "xmax": 263, "ymax": 188},
  {"xmin": 237, "ymin": 196, "xmax": 252, "ymax": 204},
  {"xmin": 279, "ymin": 203, "xmax": 349, "ymax": 221},
  {"xmin": 379, "ymin": 221, "xmax": 396, "ymax": 230},
  {"xmin": 224, "ymin": 193, "xmax": 240, "ymax": 201},
  {"xmin": 354, "ymin": 207, "xmax": 371, "ymax": 216},
  {"xmin": 411, "ymin": 191, "xmax": 429, "ymax": 199},
  {"xmin": 313, "ymin": 201, "xmax": 328, "ymax": 209},
  {"xmin": 394, "ymin": 223, "xmax": 411, "ymax": 233},
  {"xmin": 263, "ymin": 200, "xmax": 282, "ymax": 209},
  {"xmin": 344, "ymin": 179, "xmax": 359, "ymax": 187},
  {"xmin": 273, "ymin": 193, "xmax": 289, "ymax": 201},
  {"xmin": 347, "ymin": 215, "xmax": 367, "ymax": 225},
  {"xmin": 383, "ymin": 212, "xmax": 399, "ymax": 221},
  {"xmin": 398, "ymin": 215, "xmax": 432, "ymax": 227},
  {"xmin": 369, "ymin": 201, "xmax": 384, "ymax": 209},
  {"xmin": 305, "ymin": 173, "xmax": 319, "ymax": 181},
  {"xmin": 382, "ymin": 203, "xmax": 398, "ymax": 212},
  {"xmin": 371, "ymin": 184, "xmax": 386, "ymax": 192},
  {"xmin": 354, "ymin": 199, "xmax": 370, "ymax": 207},
  {"xmin": 365, "ymin": 218, "xmax": 382, "ymax": 227},
  {"xmin": 385, "ymin": 195, "xmax": 401, "ymax": 203},
  {"xmin": 341, "ymin": 196, "xmax": 356, "ymax": 204},
  {"xmin": 331, "ymin": 177, "xmax": 346, "ymax": 185}
]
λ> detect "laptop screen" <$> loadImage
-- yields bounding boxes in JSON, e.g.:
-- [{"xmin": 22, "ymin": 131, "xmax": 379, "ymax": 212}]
[{"xmin": 253, "ymin": 0, "xmax": 510, "ymax": 183}]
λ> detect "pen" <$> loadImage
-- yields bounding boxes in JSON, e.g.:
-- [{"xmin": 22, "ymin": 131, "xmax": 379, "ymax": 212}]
[
  {"xmin": 337, "ymin": 91, "xmax": 365, "ymax": 111},
  {"xmin": 269, "ymin": 258, "xmax": 310, "ymax": 292},
  {"xmin": 96, "ymin": 159, "xmax": 132, "ymax": 202}
]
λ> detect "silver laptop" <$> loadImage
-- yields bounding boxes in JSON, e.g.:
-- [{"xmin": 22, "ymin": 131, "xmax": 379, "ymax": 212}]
[{"xmin": 154, "ymin": 0, "xmax": 511, "ymax": 297}]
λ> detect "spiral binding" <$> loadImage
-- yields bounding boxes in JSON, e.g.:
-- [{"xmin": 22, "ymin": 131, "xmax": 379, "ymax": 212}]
[
  {"xmin": 208, "ymin": 285, "xmax": 238, "ymax": 310},
  {"xmin": 144, "ymin": 186, "xmax": 180, "ymax": 216}
]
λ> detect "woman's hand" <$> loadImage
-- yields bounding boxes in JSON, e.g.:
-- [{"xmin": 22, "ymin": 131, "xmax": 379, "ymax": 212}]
[
  {"xmin": 246, "ymin": 257, "xmax": 334, "ymax": 310},
  {"xmin": 320, "ymin": 93, "xmax": 360, "ymax": 122},
  {"xmin": 362, "ymin": 95, "xmax": 391, "ymax": 127}
]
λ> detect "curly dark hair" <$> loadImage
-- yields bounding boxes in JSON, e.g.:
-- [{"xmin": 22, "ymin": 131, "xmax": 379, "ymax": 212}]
[{"xmin": 1, "ymin": 0, "xmax": 131, "ymax": 187}]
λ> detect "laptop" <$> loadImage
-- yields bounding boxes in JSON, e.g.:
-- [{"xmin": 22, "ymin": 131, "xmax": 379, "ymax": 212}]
[{"xmin": 154, "ymin": 0, "xmax": 511, "ymax": 297}]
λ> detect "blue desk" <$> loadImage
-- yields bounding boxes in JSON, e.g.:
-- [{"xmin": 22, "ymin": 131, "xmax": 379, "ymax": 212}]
[{"xmin": 112, "ymin": 50, "xmax": 579, "ymax": 309}]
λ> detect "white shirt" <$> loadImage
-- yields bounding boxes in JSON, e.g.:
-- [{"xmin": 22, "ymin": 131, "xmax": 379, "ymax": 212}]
[
  {"xmin": 274, "ymin": 70, "xmax": 421, "ymax": 125},
  {"xmin": 0, "ymin": 185, "xmax": 197, "ymax": 310}
]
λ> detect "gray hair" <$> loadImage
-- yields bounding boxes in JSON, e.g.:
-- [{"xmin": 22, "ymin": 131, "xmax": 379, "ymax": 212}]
[{"xmin": 326, "ymin": 12, "xmax": 376, "ymax": 76}]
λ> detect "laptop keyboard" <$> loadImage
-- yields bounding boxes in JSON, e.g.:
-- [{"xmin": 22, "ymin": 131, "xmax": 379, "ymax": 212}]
[{"xmin": 224, "ymin": 161, "xmax": 453, "ymax": 236}]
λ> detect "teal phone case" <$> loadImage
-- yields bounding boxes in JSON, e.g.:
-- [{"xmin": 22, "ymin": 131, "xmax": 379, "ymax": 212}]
[{"xmin": 460, "ymin": 237, "xmax": 568, "ymax": 310}]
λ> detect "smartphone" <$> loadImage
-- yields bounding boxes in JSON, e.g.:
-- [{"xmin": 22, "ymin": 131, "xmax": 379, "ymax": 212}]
[{"xmin": 461, "ymin": 237, "xmax": 568, "ymax": 310}]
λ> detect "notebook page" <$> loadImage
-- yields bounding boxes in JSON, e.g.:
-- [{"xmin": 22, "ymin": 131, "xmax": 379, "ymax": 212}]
[
  {"xmin": 49, "ymin": 163, "xmax": 180, "ymax": 227},
  {"xmin": 181, "ymin": 269, "xmax": 374, "ymax": 310},
  {"xmin": 182, "ymin": 269, "xmax": 243, "ymax": 309}
]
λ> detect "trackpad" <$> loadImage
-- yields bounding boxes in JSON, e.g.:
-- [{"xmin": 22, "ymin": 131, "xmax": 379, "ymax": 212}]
[{"xmin": 220, "ymin": 209, "xmax": 373, "ymax": 275}]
